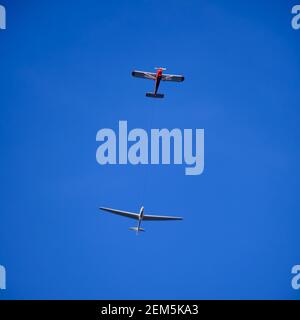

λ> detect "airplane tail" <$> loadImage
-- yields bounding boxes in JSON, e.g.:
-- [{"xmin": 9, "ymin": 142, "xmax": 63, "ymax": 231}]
[{"xmin": 146, "ymin": 92, "xmax": 164, "ymax": 99}]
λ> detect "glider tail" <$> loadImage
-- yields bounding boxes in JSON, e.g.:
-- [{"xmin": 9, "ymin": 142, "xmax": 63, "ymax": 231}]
[{"xmin": 129, "ymin": 227, "xmax": 145, "ymax": 235}]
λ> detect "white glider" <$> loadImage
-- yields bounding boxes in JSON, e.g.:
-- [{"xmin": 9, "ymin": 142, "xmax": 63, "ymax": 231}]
[{"xmin": 100, "ymin": 206, "xmax": 183, "ymax": 234}]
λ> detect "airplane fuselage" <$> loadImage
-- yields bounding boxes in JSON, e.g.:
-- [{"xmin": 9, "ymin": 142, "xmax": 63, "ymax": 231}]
[{"xmin": 154, "ymin": 69, "xmax": 163, "ymax": 95}]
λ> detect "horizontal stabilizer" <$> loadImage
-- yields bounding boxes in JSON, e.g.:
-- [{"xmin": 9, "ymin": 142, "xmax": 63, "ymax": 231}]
[
  {"xmin": 146, "ymin": 92, "xmax": 164, "ymax": 98},
  {"xmin": 129, "ymin": 227, "xmax": 145, "ymax": 232}
]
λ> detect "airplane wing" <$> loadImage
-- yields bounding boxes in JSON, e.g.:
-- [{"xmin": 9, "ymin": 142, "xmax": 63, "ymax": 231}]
[
  {"xmin": 161, "ymin": 74, "xmax": 184, "ymax": 82},
  {"xmin": 132, "ymin": 70, "xmax": 156, "ymax": 80},
  {"xmin": 100, "ymin": 207, "xmax": 139, "ymax": 220},
  {"xmin": 143, "ymin": 214, "xmax": 183, "ymax": 221}
]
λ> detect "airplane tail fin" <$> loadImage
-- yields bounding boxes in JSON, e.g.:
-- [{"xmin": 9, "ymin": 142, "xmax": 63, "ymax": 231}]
[{"xmin": 146, "ymin": 92, "xmax": 164, "ymax": 99}]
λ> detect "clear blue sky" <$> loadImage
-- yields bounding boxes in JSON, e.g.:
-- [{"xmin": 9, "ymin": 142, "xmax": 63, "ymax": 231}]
[{"xmin": 0, "ymin": 0, "xmax": 300, "ymax": 299}]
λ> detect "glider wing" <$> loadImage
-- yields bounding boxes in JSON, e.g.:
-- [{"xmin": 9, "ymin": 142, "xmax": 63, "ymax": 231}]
[
  {"xmin": 100, "ymin": 207, "xmax": 139, "ymax": 220},
  {"xmin": 143, "ymin": 214, "xmax": 183, "ymax": 221}
]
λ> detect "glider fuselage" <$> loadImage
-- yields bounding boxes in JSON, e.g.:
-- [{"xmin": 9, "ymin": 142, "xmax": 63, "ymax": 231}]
[{"xmin": 137, "ymin": 206, "xmax": 144, "ymax": 230}]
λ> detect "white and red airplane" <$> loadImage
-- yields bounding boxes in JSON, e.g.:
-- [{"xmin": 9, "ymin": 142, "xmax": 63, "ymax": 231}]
[
  {"xmin": 100, "ymin": 206, "xmax": 183, "ymax": 234},
  {"xmin": 132, "ymin": 67, "xmax": 184, "ymax": 98}
]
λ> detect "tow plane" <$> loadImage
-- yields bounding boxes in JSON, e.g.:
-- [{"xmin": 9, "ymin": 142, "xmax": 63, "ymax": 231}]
[
  {"xmin": 132, "ymin": 67, "xmax": 184, "ymax": 98},
  {"xmin": 100, "ymin": 206, "xmax": 183, "ymax": 234}
]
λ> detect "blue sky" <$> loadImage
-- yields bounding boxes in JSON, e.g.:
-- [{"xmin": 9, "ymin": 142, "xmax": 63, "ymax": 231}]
[{"xmin": 0, "ymin": 0, "xmax": 300, "ymax": 299}]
